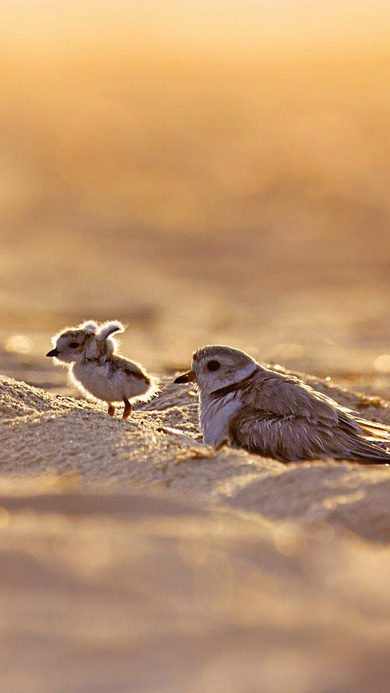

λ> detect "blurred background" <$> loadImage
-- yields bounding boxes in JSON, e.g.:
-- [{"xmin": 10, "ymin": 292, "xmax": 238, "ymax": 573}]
[{"xmin": 1, "ymin": 0, "xmax": 390, "ymax": 395}]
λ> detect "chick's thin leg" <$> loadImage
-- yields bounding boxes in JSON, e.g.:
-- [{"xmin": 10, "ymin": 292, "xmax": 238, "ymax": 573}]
[
  {"xmin": 108, "ymin": 403, "xmax": 115, "ymax": 417},
  {"xmin": 123, "ymin": 396, "xmax": 132, "ymax": 420}
]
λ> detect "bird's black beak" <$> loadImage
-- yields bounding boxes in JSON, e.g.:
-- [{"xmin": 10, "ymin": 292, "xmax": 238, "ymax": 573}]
[
  {"xmin": 46, "ymin": 348, "xmax": 59, "ymax": 357},
  {"xmin": 174, "ymin": 369, "xmax": 196, "ymax": 384}
]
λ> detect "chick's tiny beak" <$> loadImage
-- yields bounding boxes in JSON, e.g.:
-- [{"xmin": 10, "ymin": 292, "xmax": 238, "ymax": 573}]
[
  {"xmin": 46, "ymin": 348, "xmax": 59, "ymax": 357},
  {"xmin": 174, "ymin": 369, "xmax": 196, "ymax": 384}
]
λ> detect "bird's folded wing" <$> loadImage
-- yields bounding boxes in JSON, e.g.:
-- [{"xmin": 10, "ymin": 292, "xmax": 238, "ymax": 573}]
[
  {"xmin": 229, "ymin": 409, "xmax": 390, "ymax": 463},
  {"xmin": 240, "ymin": 370, "xmax": 343, "ymax": 425}
]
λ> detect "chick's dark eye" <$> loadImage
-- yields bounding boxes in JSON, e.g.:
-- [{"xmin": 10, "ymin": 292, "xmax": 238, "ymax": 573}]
[
  {"xmin": 69, "ymin": 342, "xmax": 79, "ymax": 349},
  {"xmin": 207, "ymin": 360, "xmax": 220, "ymax": 371}
]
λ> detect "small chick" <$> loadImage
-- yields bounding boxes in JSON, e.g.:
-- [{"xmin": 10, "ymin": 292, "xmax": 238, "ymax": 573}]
[
  {"xmin": 174, "ymin": 345, "xmax": 390, "ymax": 463},
  {"xmin": 46, "ymin": 320, "xmax": 157, "ymax": 418}
]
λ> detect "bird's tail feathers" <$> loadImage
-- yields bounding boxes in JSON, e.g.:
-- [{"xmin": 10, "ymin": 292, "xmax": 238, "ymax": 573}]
[
  {"xmin": 349, "ymin": 434, "xmax": 390, "ymax": 464},
  {"xmin": 356, "ymin": 417, "xmax": 390, "ymax": 442}
]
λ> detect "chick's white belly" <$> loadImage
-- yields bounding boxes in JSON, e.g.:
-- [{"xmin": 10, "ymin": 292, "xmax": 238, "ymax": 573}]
[
  {"xmin": 200, "ymin": 392, "xmax": 242, "ymax": 447},
  {"xmin": 72, "ymin": 363, "xmax": 126, "ymax": 402}
]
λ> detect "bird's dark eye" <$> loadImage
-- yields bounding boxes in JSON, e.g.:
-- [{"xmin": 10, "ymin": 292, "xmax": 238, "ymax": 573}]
[
  {"xmin": 69, "ymin": 342, "xmax": 79, "ymax": 349},
  {"xmin": 207, "ymin": 360, "xmax": 221, "ymax": 371}
]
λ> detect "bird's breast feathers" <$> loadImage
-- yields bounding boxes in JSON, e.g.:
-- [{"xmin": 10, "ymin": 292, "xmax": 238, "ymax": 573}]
[
  {"xmin": 200, "ymin": 390, "xmax": 242, "ymax": 447},
  {"xmin": 71, "ymin": 361, "xmax": 121, "ymax": 401}
]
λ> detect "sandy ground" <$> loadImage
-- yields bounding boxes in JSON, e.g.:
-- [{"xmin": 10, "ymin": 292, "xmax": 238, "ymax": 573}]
[{"xmin": 0, "ymin": 371, "xmax": 389, "ymax": 692}]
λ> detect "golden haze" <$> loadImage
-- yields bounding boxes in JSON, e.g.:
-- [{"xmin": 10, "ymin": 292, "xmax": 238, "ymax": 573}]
[{"xmin": 0, "ymin": 4, "xmax": 390, "ymax": 381}]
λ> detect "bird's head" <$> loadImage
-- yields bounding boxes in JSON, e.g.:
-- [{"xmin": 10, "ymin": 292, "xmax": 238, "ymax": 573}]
[
  {"xmin": 46, "ymin": 320, "xmax": 125, "ymax": 364},
  {"xmin": 174, "ymin": 345, "xmax": 257, "ymax": 395}
]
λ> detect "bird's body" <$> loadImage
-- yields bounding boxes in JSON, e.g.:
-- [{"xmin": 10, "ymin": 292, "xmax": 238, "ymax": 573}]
[
  {"xmin": 47, "ymin": 320, "xmax": 157, "ymax": 418},
  {"xmin": 175, "ymin": 345, "xmax": 390, "ymax": 463},
  {"xmin": 71, "ymin": 355, "xmax": 151, "ymax": 404}
]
